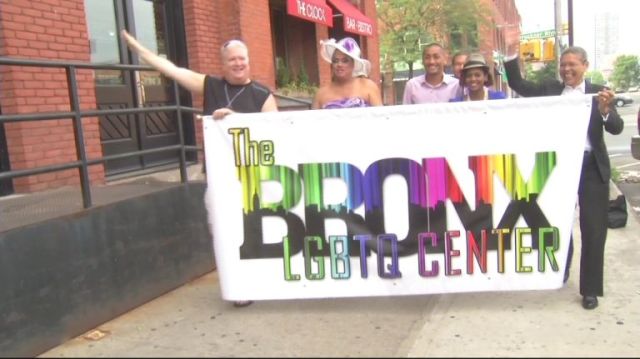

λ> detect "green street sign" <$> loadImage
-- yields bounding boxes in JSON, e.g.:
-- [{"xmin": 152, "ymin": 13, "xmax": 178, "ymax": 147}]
[{"xmin": 520, "ymin": 30, "xmax": 556, "ymax": 40}]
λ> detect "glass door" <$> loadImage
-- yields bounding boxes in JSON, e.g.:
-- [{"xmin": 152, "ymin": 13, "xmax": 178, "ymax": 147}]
[
  {"xmin": 85, "ymin": 0, "xmax": 188, "ymax": 176},
  {"xmin": 131, "ymin": 0, "xmax": 180, "ymax": 168}
]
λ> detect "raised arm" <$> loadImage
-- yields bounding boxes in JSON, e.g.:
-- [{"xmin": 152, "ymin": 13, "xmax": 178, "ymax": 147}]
[
  {"xmin": 121, "ymin": 30, "xmax": 205, "ymax": 95},
  {"xmin": 502, "ymin": 24, "xmax": 547, "ymax": 97}
]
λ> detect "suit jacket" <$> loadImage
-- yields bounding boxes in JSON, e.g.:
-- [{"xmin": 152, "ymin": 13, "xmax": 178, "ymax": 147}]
[{"xmin": 505, "ymin": 58, "xmax": 624, "ymax": 183}]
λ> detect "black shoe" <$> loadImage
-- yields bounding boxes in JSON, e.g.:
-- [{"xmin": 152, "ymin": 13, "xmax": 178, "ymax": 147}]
[
  {"xmin": 233, "ymin": 300, "xmax": 254, "ymax": 308},
  {"xmin": 582, "ymin": 295, "xmax": 598, "ymax": 310}
]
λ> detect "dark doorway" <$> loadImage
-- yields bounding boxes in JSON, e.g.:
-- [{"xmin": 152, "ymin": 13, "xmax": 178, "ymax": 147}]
[
  {"xmin": 269, "ymin": 0, "xmax": 320, "ymax": 88},
  {"xmin": 85, "ymin": 0, "xmax": 193, "ymax": 176}
]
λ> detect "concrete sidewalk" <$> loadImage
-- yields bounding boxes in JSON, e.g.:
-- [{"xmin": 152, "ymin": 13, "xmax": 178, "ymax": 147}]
[{"xmin": 39, "ymin": 191, "xmax": 640, "ymax": 357}]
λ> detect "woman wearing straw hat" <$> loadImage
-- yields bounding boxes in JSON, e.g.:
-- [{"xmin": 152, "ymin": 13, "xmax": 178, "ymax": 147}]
[
  {"xmin": 450, "ymin": 53, "xmax": 506, "ymax": 102},
  {"xmin": 312, "ymin": 37, "xmax": 382, "ymax": 109}
]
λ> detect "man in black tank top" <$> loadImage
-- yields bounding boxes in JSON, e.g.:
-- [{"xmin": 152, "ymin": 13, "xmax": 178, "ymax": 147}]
[
  {"xmin": 122, "ymin": 31, "xmax": 277, "ymax": 308},
  {"xmin": 121, "ymin": 31, "xmax": 278, "ymax": 119},
  {"xmin": 203, "ymin": 75, "xmax": 272, "ymax": 115}
]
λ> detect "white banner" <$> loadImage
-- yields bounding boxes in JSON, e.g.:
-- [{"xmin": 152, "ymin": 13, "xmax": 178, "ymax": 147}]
[{"xmin": 204, "ymin": 96, "xmax": 592, "ymax": 301}]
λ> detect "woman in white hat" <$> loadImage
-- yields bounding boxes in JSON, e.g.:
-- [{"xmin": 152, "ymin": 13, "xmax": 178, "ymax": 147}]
[
  {"xmin": 312, "ymin": 37, "xmax": 382, "ymax": 109},
  {"xmin": 450, "ymin": 53, "xmax": 506, "ymax": 102}
]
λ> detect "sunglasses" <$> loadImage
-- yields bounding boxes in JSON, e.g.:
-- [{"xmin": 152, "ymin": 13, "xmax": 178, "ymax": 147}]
[{"xmin": 222, "ymin": 39, "xmax": 246, "ymax": 49}]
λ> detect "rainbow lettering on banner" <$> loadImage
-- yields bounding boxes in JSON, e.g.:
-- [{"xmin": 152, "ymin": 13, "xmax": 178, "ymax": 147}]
[{"xmin": 228, "ymin": 127, "xmax": 561, "ymax": 280}]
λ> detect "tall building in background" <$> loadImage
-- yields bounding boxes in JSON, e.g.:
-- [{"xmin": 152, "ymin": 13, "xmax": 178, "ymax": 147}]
[{"xmin": 593, "ymin": 12, "xmax": 619, "ymax": 72}]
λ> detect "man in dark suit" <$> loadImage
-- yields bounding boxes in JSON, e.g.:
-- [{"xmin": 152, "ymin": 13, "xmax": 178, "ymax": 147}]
[{"xmin": 503, "ymin": 28, "xmax": 624, "ymax": 310}]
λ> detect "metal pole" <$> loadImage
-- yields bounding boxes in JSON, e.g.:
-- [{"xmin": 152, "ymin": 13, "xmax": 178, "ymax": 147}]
[
  {"xmin": 554, "ymin": 0, "xmax": 563, "ymax": 78},
  {"xmin": 568, "ymin": 0, "xmax": 574, "ymax": 46},
  {"xmin": 67, "ymin": 66, "xmax": 92, "ymax": 208},
  {"xmin": 173, "ymin": 81, "xmax": 187, "ymax": 183}
]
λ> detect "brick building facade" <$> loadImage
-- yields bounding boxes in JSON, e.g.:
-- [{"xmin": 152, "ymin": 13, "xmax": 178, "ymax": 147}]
[
  {"xmin": 0, "ymin": 0, "xmax": 103, "ymax": 193},
  {"xmin": 0, "ymin": 0, "xmax": 379, "ymax": 195},
  {"xmin": 478, "ymin": 0, "xmax": 521, "ymax": 93}
]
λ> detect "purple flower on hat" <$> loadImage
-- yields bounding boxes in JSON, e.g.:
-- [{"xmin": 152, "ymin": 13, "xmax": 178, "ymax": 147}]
[{"xmin": 342, "ymin": 37, "xmax": 356, "ymax": 53}]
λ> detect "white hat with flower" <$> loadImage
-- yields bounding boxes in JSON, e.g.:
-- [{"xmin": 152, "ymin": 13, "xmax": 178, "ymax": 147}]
[{"xmin": 319, "ymin": 37, "xmax": 371, "ymax": 77}]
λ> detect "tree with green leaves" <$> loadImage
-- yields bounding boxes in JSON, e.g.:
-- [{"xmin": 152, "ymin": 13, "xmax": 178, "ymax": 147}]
[
  {"xmin": 609, "ymin": 55, "xmax": 640, "ymax": 92},
  {"xmin": 376, "ymin": 0, "xmax": 435, "ymax": 79},
  {"xmin": 524, "ymin": 60, "xmax": 557, "ymax": 84},
  {"xmin": 377, "ymin": 0, "xmax": 489, "ymax": 79},
  {"xmin": 586, "ymin": 70, "xmax": 605, "ymax": 86}
]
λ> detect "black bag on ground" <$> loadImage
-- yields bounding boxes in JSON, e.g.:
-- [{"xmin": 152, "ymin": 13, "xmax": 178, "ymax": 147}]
[{"xmin": 608, "ymin": 194, "xmax": 628, "ymax": 229}]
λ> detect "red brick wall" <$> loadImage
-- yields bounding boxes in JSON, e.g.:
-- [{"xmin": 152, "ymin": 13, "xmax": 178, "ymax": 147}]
[
  {"xmin": 0, "ymin": 0, "xmax": 104, "ymax": 193},
  {"xmin": 316, "ymin": 26, "xmax": 332, "ymax": 87},
  {"xmin": 218, "ymin": 1, "xmax": 242, "ymax": 41},
  {"xmin": 238, "ymin": 0, "xmax": 276, "ymax": 89},
  {"xmin": 362, "ymin": 0, "xmax": 380, "ymax": 85},
  {"xmin": 182, "ymin": 0, "xmax": 223, "ymax": 161}
]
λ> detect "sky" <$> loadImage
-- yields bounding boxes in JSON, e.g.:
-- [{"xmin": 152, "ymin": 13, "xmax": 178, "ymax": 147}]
[{"xmin": 514, "ymin": 0, "xmax": 640, "ymax": 69}]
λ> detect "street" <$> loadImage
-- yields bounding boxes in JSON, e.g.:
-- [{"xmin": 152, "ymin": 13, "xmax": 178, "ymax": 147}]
[
  {"xmin": 605, "ymin": 91, "xmax": 640, "ymax": 220},
  {"xmin": 39, "ymin": 210, "xmax": 640, "ymax": 358}
]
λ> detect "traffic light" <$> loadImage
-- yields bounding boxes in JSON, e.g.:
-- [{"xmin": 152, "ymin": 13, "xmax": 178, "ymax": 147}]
[
  {"xmin": 519, "ymin": 40, "xmax": 542, "ymax": 61},
  {"xmin": 543, "ymin": 39, "xmax": 555, "ymax": 62},
  {"xmin": 520, "ymin": 40, "xmax": 532, "ymax": 60},
  {"xmin": 531, "ymin": 39, "xmax": 541, "ymax": 61}
]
